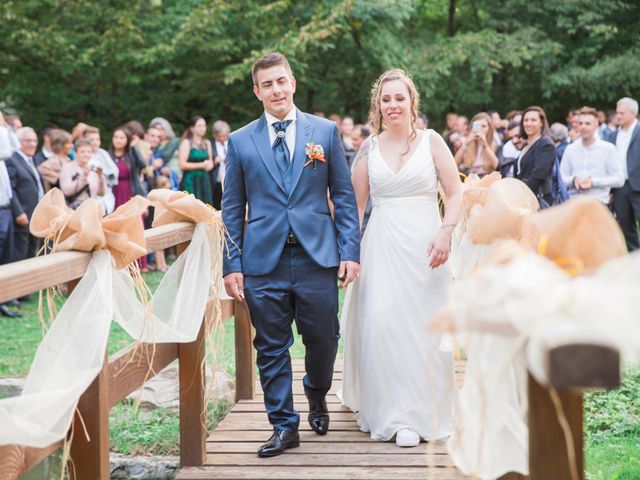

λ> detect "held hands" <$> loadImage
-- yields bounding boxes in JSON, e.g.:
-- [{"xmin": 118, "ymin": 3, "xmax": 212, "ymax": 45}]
[
  {"xmin": 224, "ymin": 272, "xmax": 245, "ymax": 302},
  {"xmin": 338, "ymin": 261, "xmax": 360, "ymax": 288},
  {"xmin": 427, "ymin": 226, "xmax": 454, "ymax": 269}
]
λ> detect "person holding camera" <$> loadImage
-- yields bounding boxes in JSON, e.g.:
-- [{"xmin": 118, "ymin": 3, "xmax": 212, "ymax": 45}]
[
  {"xmin": 59, "ymin": 138, "xmax": 105, "ymax": 209},
  {"xmin": 454, "ymin": 112, "xmax": 501, "ymax": 177}
]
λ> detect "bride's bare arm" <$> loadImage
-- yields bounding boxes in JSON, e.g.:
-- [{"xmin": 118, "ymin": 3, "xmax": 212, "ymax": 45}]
[
  {"xmin": 351, "ymin": 138, "xmax": 371, "ymax": 229},
  {"xmin": 429, "ymin": 132, "xmax": 463, "ymax": 268}
]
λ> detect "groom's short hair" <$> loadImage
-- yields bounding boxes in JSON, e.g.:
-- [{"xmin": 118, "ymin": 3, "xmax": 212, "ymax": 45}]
[{"xmin": 252, "ymin": 52, "xmax": 293, "ymax": 86}]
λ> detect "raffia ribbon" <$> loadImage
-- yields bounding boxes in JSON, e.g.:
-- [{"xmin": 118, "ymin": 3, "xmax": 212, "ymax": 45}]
[{"xmin": 29, "ymin": 188, "xmax": 149, "ymax": 269}]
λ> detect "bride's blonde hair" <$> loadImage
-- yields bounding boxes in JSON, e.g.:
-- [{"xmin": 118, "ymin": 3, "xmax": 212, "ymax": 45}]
[{"xmin": 368, "ymin": 69, "xmax": 421, "ymax": 146}]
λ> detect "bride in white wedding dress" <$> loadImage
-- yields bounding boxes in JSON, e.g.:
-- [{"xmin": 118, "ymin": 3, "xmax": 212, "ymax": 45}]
[{"xmin": 341, "ymin": 69, "xmax": 463, "ymax": 447}]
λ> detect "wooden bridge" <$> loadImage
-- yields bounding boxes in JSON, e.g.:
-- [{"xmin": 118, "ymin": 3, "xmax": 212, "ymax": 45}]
[
  {"xmin": 177, "ymin": 359, "xmax": 467, "ymax": 480},
  {"xmin": 0, "ymin": 221, "xmax": 620, "ymax": 479}
]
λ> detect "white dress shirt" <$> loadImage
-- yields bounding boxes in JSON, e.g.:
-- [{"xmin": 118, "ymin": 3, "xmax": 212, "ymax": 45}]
[
  {"xmin": 501, "ymin": 140, "xmax": 520, "ymax": 160},
  {"xmin": 560, "ymin": 137, "xmax": 624, "ymax": 204},
  {"xmin": 17, "ymin": 150, "xmax": 44, "ymax": 199},
  {"xmin": 0, "ymin": 160, "xmax": 12, "ymax": 206},
  {"xmin": 0, "ymin": 126, "xmax": 14, "ymax": 161},
  {"xmin": 265, "ymin": 108, "xmax": 297, "ymax": 161},
  {"xmin": 615, "ymin": 120, "xmax": 637, "ymax": 180},
  {"xmin": 215, "ymin": 140, "xmax": 228, "ymax": 182},
  {"xmin": 89, "ymin": 149, "xmax": 118, "ymax": 215}
]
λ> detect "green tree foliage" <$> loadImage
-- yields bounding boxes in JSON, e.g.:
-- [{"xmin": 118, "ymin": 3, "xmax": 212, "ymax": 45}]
[{"xmin": 1, "ymin": 0, "xmax": 639, "ymax": 132}]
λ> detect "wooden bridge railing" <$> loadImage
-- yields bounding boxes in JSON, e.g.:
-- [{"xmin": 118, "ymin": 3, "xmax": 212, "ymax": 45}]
[
  {"xmin": 498, "ymin": 340, "xmax": 620, "ymax": 480},
  {"xmin": 0, "ymin": 221, "xmax": 234, "ymax": 479},
  {"xmin": 1, "ymin": 221, "xmax": 616, "ymax": 480}
]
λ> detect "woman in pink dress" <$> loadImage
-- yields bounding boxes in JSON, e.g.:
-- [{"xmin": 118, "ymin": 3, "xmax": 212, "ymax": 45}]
[{"xmin": 109, "ymin": 127, "xmax": 149, "ymax": 269}]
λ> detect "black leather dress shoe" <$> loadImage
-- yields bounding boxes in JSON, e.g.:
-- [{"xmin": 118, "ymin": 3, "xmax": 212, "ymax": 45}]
[
  {"xmin": 0, "ymin": 304, "xmax": 21, "ymax": 318},
  {"xmin": 308, "ymin": 396, "xmax": 330, "ymax": 435},
  {"xmin": 257, "ymin": 429, "xmax": 300, "ymax": 457}
]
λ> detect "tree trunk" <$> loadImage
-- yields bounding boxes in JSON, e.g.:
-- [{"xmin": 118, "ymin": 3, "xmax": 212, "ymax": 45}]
[{"xmin": 448, "ymin": 0, "xmax": 457, "ymax": 37}]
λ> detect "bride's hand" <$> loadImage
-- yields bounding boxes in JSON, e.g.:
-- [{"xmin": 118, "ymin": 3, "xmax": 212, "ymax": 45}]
[{"xmin": 427, "ymin": 228, "xmax": 453, "ymax": 269}]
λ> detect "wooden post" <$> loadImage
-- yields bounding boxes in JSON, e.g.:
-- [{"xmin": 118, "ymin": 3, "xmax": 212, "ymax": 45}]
[
  {"xmin": 234, "ymin": 300, "xmax": 255, "ymax": 401},
  {"xmin": 67, "ymin": 278, "xmax": 110, "ymax": 480},
  {"xmin": 179, "ymin": 320, "xmax": 206, "ymax": 466},
  {"xmin": 528, "ymin": 373, "xmax": 583, "ymax": 480},
  {"xmin": 70, "ymin": 351, "xmax": 110, "ymax": 480}
]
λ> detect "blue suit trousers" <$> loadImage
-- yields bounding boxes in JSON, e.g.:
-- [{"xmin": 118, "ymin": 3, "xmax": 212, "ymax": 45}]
[{"xmin": 244, "ymin": 244, "xmax": 340, "ymax": 432}]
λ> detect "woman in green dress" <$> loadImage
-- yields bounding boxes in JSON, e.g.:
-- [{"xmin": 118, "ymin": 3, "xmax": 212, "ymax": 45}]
[{"xmin": 178, "ymin": 116, "xmax": 214, "ymax": 205}]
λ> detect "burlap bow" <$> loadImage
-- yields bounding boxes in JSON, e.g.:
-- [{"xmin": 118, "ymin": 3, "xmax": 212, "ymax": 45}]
[
  {"xmin": 147, "ymin": 189, "xmax": 215, "ymax": 226},
  {"xmin": 29, "ymin": 188, "xmax": 149, "ymax": 269},
  {"xmin": 461, "ymin": 176, "xmax": 626, "ymax": 271}
]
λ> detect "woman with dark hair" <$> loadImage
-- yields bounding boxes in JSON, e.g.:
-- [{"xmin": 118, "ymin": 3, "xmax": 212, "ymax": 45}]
[
  {"xmin": 109, "ymin": 127, "xmax": 146, "ymax": 209},
  {"xmin": 178, "ymin": 116, "xmax": 214, "ymax": 205},
  {"xmin": 515, "ymin": 106, "xmax": 556, "ymax": 206}
]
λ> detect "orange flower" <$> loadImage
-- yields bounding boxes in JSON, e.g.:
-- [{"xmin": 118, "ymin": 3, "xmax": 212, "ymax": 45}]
[{"xmin": 304, "ymin": 143, "xmax": 326, "ymax": 169}]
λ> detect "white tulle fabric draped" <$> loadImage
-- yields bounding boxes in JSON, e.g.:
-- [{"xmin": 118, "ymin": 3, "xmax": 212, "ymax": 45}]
[
  {"xmin": 0, "ymin": 222, "xmax": 217, "ymax": 448},
  {"xmin": 445, "ymin": 197, "xmax": 640, "ymax": 478},
  {"xmin": 341, "ymin": 130, "xmax": 455, "ymax": 441},
  {"xmin": 444, "ymin": 177, "xmax": 640, "ymax": 480}
]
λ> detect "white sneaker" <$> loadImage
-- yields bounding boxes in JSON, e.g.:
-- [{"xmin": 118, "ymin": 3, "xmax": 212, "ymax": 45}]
[{"xmin": 395, "ymin": 428, "xmax": 420, "ymax": 447}]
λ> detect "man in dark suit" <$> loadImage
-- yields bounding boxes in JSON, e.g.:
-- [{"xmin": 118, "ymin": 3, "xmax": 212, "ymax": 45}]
[
  {"xmin": 610, "ymin": 97, "xmax": 640, "ymax": 251},
  {"xmin": 33, "ymin": 123, "xmax": 57, "ymax": 167},
  {"xmin": 6, "ymin": 127, "xmax": 44, "ymax": 262},
  {"xmin": 0, "ymin": 154, "xmax": 22, "ymax": 317}
]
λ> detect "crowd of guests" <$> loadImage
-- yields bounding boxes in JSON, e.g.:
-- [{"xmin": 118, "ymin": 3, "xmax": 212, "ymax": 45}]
[
  {"xmin": 1, "ymin": 96, "xmax": 639, "ymax": 316},
  {"xmin": 440, "ymin": 99, "xmax": 640, "ymax": 254},
  {"xmin": 0, "ymin": 112, "xmax": 230, "ymax": 317}
]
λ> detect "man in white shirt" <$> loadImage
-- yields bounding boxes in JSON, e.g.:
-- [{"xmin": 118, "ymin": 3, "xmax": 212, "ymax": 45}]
[
  {"xmin": 610, "ymin": 97, "xmax": 640, "ymax": 251},
  {"xmin": 560, "ymin": 107, "xmax": 624, "ymax": 204},
  {"xmin": 211, "ymin": 120, "xmax": 230, "ymax": 210},
  {"xmin": 0, "ymin": 111, "xmax": 18, "ymax": 161}
]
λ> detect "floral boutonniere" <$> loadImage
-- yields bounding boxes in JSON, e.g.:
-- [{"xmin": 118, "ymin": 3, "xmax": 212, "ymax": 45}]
[{"xmin": 304, "ymin": 143, "xmax": 326, "ymax": 170}]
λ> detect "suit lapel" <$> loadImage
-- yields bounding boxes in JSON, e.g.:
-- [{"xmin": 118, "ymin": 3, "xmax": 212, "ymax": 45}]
[
  {"xmin": 250, "ymin": 114, "xmax": 287, "ymax": 195},
  {"xmin": 629, "ymin": 123, "xmax": 640, "ymax": 148},
  {"xmin": 289, "ymin": 109, "xmax": 314, "ymax": 197},
  {"xmin": 18, "ymin": 154, "xmax": 38, "ymax": 184}
]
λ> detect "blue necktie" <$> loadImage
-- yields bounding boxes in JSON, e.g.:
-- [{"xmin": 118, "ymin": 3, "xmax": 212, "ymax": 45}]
[{"xmin": 272, "ymin": 120, "xmax": 292, "ymax": 192}]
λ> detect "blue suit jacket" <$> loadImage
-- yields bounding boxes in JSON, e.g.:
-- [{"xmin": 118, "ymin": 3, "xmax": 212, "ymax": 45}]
[{"xmin": 222, "ymin": 109, "xmax": 360, "ymax": 277}]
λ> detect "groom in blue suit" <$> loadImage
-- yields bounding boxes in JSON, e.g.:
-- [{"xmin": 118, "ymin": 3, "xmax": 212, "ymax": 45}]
[{"xmin": 222, "ymin": 53, "xmax": 360, "ymax": 457}]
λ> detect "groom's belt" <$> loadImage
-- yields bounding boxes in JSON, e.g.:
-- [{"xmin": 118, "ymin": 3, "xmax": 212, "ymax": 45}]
[{"xmin": 286, "ymin": 233, "xmax": 300, "ymax": 245}]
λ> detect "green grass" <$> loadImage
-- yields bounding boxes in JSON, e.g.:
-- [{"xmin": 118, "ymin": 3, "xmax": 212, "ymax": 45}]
[
  {"xmin": 585, "ymin": 368, "xmax": 640, "ymax": 479},
  {"xmin": 110, "ymin": 400, "xmax": 232, "ymax": 456}
]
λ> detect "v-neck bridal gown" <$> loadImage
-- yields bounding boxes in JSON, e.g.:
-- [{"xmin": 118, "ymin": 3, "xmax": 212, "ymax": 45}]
[{"xmin": 340, "ymin": 129, "xmax": 455, "ymax": 441}]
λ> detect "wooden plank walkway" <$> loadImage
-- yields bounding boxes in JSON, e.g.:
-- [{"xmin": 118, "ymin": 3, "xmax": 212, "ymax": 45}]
[{"xmin": 177, "ymin": 360, "xmax": 467, "ymax": 480}]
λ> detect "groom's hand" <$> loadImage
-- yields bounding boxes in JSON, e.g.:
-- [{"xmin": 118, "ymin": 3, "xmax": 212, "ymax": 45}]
[
  {"xmin": 224, "ymin": 272, "xmax": 245, "ymax": 302},
  {"xmin": 338, "ymin": 261, "xmax": 360, "ymax": 287}
]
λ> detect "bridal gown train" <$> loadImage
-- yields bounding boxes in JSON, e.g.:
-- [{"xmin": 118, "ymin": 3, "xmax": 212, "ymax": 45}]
[{"xmin": 341, "ymin": 130, "xmax": 455, "ymax": 441}]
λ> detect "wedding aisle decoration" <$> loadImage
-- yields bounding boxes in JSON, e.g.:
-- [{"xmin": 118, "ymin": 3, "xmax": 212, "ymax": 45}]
[
  {"xmin": 439, "ymin": 175, "xmax": 640, "ymax": 479},
  {"xmin": 0, "ymin": 188, "xmax": 224, "ymax": 451}
]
